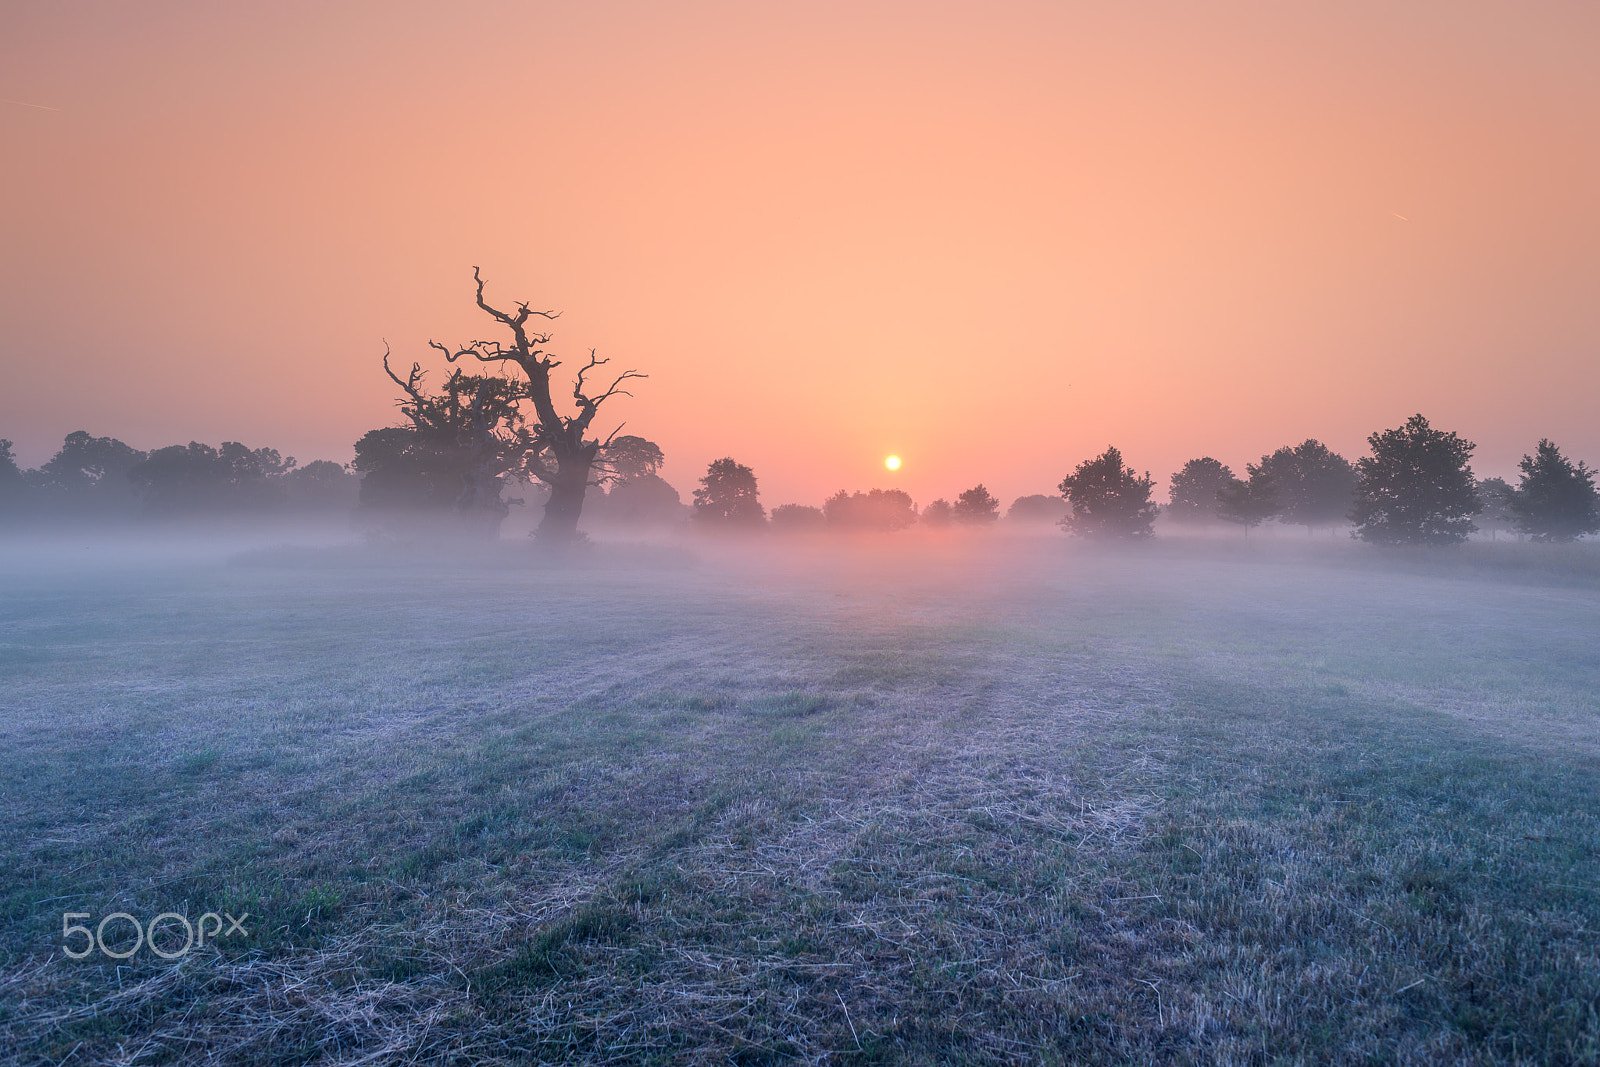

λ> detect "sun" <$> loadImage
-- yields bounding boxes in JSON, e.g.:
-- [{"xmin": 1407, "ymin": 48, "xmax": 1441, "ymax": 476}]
[{"xmin": 885, "ymin": 455, "xmax": 901, "ymax": 471}]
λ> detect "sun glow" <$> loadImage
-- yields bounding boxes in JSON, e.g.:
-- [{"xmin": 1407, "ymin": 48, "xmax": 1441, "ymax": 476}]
[{"xmin": 885, "ymin": 455, "xmax": 901, "ymax": 471}]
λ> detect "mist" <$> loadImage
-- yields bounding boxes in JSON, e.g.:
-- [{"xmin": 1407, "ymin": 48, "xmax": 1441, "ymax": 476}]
[{"xmin": 3, "ymin": 511, "xmax": 1597, "ymax": 1062}]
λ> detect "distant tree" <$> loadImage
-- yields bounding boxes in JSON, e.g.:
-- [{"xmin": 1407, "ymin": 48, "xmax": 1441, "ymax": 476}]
[
  {"xmin": 693, "ymin": 458, "xmax": 766, "ymax": 526},
  {"xmin": 593, "ymin": 474, "xmax": 685, "ymax": 525},
  {"xmin": 1216, "ymin": 466, "xmax": 1280, "ymax": 535},
  {"xmin": 1058, "ymin": 446, "xmax": 1158, "ymax": 539},
  {"xmin": 1005, "ymin": 494, "xmax": 1068, "ymax": 524},
  {"xmin": 1510, "ymin": 440, "xmax": 1599, "ymax": 543},
  {"xmin": 770, "ymin": 503, "xmax": 827, "ymax": 531},
  {"xmin": 31, "ymin": 431, "xmax": 146, "ymax": 512},
  {"xmin": 921, "ymin": 498, "xmax": 954, "ymax": 527},
  {"xmin": 1351, "ymin": 414, "xmax": 1480, "ymax": 546},
  {"xmin": 823, "ymin": 488, "xmax": 918, "ymax": 530},
  {"xmin": 952, "ymin": 484, "xmax": 1000, "ymax": 524},
  {"xmin": 598, "ymin": 435, "xmax": 665, "ymax": 485},
  {"xmin": 284, "ymin": 460, "xmax": 360, "ymax": 512},
  {"xmin": 1166, "ymin": 457, "xmax": 1234, "ymax": 524},
  {"xmin": 1256, "ymin": 439, "xmax": 1357, "ymax": 533},
  {"xmin": 588, "ymin": 436, "xmax": 683, "ymax": 525},
  {"xmin": 1475, "ymin": 477, "xmax": 1518, "ymax": 542},
  {"xmin": 129, "ymin": 441, "xmax": 294, "ymax": 512},
  {"xmin": 423, "ymin": 269, "xmax": 644, "ymax": 544},
  {"xmin": 0, "ymin": 439, "xmax": 25, "ymax": 516}
]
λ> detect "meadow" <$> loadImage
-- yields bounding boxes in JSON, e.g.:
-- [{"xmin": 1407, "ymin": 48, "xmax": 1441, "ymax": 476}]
[{"xmin": 0, "ymin": 529, "xmax": 1596, "ymax": 1065}]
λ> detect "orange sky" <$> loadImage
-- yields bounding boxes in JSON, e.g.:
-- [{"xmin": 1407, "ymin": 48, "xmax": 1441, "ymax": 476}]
[{"xmin": 3, "ymin": 1, "xmax": 1597, "ymax": 508}]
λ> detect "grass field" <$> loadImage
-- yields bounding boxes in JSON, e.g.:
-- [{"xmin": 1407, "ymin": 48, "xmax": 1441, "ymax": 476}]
[{"xmin": 1, "ymin": 530, "xmax": 1597, "ymax": 1065}]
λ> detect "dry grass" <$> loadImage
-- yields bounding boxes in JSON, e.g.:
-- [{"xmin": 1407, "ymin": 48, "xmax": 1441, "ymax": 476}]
[{"xmin": 0, "ymin": 533, "xmax": 1596, "ymax": 1064}]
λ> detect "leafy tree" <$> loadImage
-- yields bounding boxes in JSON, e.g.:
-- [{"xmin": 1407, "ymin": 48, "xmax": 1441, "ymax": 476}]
[
  {"xmin": 921, "ymin": 498, "xmax": 954, "ymax": 527},
  {"xmin": 1058, "ymin": 446, "xmax": 1158, "ymax": 539},
  {"xmin": 1475, "ymin": 477, "xmax": 1518, "ymax": 542},
  {"xmin": 428, "ymin": 269, "xmax": 644, "ymax": 543},
  {"xmin": 285, "ymin": 460, "xmax": 359, "ymax": 512},
  {"xmin": 598, "ymin": 435, "xmax": 665, "ymax": 485},
  {"xmin": 1351, "ymin": 414, "xmax": 1480, "ymax": 545},
  {"xmin": 1216, "ymin": 466, "xmax": 1280, "ymax": 535},
  {"xmin": 592, "ymin": 474, "xmax": 685, "ymax": 525},
  {"xmin": 589, "ymin": 436, "xmax": 683, "ymax": 525},
  {"xmin": 355, "ymin": 356, "xmax": 535, "ymax": 537},
  {"xmin": 0, "ymin": 439, "xmax": 25, "ymax": 516},
  {"xmin": 952, "ymin": 484, "xmax": 1000, "ymax": 524},
  {"xmin": 693, "ymin": 458, "xmax": 766, "ymax": 526},
  {"xmin": 1256, "ymin": 439, "xmax": 1357, "ymax": 533},
  {"xmin": 1005, "ymin": 494, "xmax": 1067, "ymax": 524},
  {"xmin": 31, "ymin": 431, "xmax": 146, "ymax": 512},
  {"xmin": 1166, "ymin": 457, "xmax": 1233, "ymax": 524},
  {"xmin": 1510, "ymin": 440, "xmax": 1599, "ymax": 543},
  {"xmin": 770, "ymin": 503, "xmax": 827, "ymax": 531},
  {"xmin": 129, "ymin": 441, "xmax": 294, "ymax": 512},
  {"xmin": 823, "ymin": 489, "xmax": 917, "ymax": 530}
]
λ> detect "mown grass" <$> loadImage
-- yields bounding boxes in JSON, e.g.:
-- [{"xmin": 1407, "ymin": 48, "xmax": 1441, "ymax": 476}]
[{"xmin": 0, "ymin": 535, "xmax": 1596, "ymax": 1064}]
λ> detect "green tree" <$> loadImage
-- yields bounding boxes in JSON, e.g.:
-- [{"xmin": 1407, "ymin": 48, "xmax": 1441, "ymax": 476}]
[
  {"xmin": 1351, "ymin": 414, "xmax": 1480, "ymax": 545},
  {"xmin": 1166, "ymin": 457, "xmax": 1234, "ymax": 524},
  {"xmin": 693, "ymin": 458, "xmax": 766, "ymax": 526},
  {"xmin": 1256, "ymin": 439, "xmax": 1357, "ymax": 533},
  {"xmin": 1058, "ymin": 446, "xmax": 1158, "ymax": 539},
  {"xmin": 952, "ymin": 484, "xmax": 1000, "ymax": 524},
  {"xmin": 1510, "ymin": 440, "xmax": 1599, "ymax": 543},
  {"xmin": 1216, "ymin": 466, "xmax": 1280, "ymax": 535}
]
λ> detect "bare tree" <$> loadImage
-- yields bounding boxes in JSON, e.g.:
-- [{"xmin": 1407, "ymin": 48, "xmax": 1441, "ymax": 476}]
[{"xmin": 430, "ymin": 268, "xmax": 644, "ymax": 543}]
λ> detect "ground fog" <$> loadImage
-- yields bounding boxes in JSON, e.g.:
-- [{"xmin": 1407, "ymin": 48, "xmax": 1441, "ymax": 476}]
[{"xmin": 0, "ymin": 528, "xmax": 1596, "ymax": 1065}]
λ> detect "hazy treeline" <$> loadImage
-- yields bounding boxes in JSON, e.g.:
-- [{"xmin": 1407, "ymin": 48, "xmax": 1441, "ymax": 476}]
[
  {"xmin": 0, "ymin": 432, "xmax": 358, "ymax": 519},
  {"xmin": 696, "ymin": 416, "xmax": 1599, "ymax": 546},
  {"xmin": 4, "ymin": 412, "xmax": 1595, "ymax": 546}
]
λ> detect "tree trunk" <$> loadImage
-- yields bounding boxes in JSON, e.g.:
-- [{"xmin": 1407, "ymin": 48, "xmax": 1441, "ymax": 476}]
[{"xmin": 536, "ymin": 451, "xmax": 592, "ymax": 544}]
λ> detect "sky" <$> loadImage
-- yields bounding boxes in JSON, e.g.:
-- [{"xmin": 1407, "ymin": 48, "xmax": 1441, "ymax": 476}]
[{"xmin": 3, "ymin": 0, "xmax": 1597, "ymax": 508}]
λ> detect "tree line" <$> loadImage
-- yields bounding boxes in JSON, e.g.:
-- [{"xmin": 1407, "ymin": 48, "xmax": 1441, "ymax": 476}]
[
  {"xmin": 686, "ymin": 415, "xmax": 1598, "ymax": 545},
  {"xmin": 3, "ymin": 273, "xmax": 1595, "ymax": 547}
]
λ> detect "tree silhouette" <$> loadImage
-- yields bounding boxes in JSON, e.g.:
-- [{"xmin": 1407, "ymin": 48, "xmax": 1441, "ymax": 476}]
[
  {"xmin": 921, "ymin": 498, "xmax": 954, "ymax": 527},
  {"xmin": 1256, "ymin": 439, "xmax": 1357, "ymax": 533},
  {"xmin": 823, "ymin": 489, "xmax": 917, "ymax": 530},
  {"xmin": 129, "ymin": 441, "xmax": 295, "ymax": 513},
  {"xmin": 770, "ymin": 504, "xmax": 827, "ymax": 531},
  {"xmin": 1058, "ymin": 446, "xmax": 1158, "ymax": 539},
  {"xmin": 1005, "ymin": 494, "xmax": 1068, "ymax": 524},
  {"xmin": 693, "ymin": 458, "xmax": 766, "ymax": 526},
  {"xmin": 1475, "ymin": 477, "xmax": 1518, "ymax": 542},
  {"xmin": 1216, "ymin": 466, "xmax": 1280, "ymax": 535},
  {"xmin": 1166, "ymin": 458, "xmax": 1234, "ymax": 524},
  {"xmin": 1510, "ymin": 440, "xmax": 1599, "ymax": 543},
  {"xmin": 32, "ymin": 431, "xmax": 145, "ymax": 513},
  {"xmin": 952, "ymin": 484, "xmax": 1000, "ymax": 524},
  {"xmin": 427, "ymin": 269, "xmax": 643, "ymax": 543},
  {"xmin": 597, "ymin": 435, "xmax": 665, "ymax": 485},
  {"xmin": 1351, "ymin": 414, "xmax": 1479, "ymax": 545},
  {"xmin": 357, "ymin": 353, "xmax": 535, "ymax": 537}
]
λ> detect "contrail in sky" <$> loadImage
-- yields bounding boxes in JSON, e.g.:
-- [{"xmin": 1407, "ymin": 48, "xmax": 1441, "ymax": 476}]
[{"xmin": 3, "ymin": 99, "xmax": 60, "ymax": 111}]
